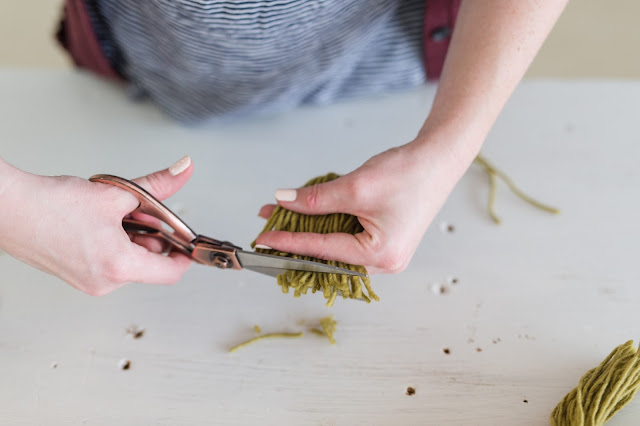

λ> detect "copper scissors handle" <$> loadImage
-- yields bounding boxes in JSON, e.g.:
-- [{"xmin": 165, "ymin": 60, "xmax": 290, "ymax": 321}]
[
  {"xmin": 90, "ymin": 174, "xmax": 196, "ymax": 245},
  {"xmin": 117, "ymin": 218, "xmax": 193, "ymax": 256},
  {"xmin": 89, "ymin": 174, "xmax": 242, "ymax": 269}
]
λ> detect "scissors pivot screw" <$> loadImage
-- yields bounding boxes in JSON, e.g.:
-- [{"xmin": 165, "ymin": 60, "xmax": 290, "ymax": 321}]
[{"xmin": 210, "ymin": 253, "xmax": 232, "ymax": 269}]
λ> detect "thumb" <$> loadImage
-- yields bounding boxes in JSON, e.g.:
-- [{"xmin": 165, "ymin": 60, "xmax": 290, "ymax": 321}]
[
  {"xmin": 122, "ymin": 156, "xmax": 193, "ymax": 252},
  {"xmin": 274, "ymin": 175, "xmax": 355, "ymax": 215},
  {"xmin": 133, "ymin": 155, "xmax": 193, "ymax": 202}
]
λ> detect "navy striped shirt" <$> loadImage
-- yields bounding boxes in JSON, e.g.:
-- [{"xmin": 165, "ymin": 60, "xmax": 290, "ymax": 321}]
[{"xmin": 87, "ymin": 0, "xmax": 426, "ymax": 123}]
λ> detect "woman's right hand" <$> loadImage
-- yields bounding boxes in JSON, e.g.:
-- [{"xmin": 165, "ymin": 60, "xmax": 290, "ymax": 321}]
[{"xmin": 0, "ymin": 156, "xmax": 194, "ymax": 296}]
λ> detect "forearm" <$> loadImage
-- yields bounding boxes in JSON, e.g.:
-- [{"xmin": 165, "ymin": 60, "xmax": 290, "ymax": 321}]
[
  {"xmin": 0, "ymin": 157, "xmax": 23, "ymax": 251},
  {"xmin": 415, "ymin": 0, "xmax": 568, "ymax": 165}
]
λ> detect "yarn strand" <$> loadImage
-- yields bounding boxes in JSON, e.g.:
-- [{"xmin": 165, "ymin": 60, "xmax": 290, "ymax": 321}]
[
  {"xmin": 474, "ymin": 154, "xmax": 560, "ymax": 223},
  {"xmin": 310, "ymin": 316, "xmax": 338, "ymax": 344},
  {"xmin": 228, "ymin": 332, "xmax": 304, "ymax": 353}
]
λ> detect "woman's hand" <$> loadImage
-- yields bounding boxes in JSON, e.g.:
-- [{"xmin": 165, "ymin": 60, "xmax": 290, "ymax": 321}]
[
  {"xmin": 0, "ymin": 156, "xmax": 193, "ymax": 296},
  {"xmin": 255, "ymin": 0, "xmax": 568, "ymax": 273},
  {"xmin": 255, "ymin": 137, "xmax": 471, "ymax": 274}
]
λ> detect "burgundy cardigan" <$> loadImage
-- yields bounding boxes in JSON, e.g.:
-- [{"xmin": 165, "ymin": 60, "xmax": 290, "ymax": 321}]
[{"xmin": 57, "ymin": 0, "xmax": 460, "ymax": 82}]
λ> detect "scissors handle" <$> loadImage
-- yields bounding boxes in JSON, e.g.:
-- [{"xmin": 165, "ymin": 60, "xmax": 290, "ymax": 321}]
[
  {"xmin": 121, "ymin": 218, "xmax": 193, "ymax": 255},
  {"xmin": 89, "ymin": 174, "xmax": 198, "ymax": 244},
  {"xmin": 89, "ymin": 174, "xmax": 243, "ymax": 270}
]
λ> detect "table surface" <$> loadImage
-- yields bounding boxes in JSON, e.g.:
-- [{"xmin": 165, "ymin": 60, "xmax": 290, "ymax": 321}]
[{"xmin": 1, "ymin": 71, "xmax": 639, "ymax": 426}]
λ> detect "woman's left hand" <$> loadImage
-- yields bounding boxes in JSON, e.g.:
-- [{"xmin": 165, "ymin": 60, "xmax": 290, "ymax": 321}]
[{"xmin": 255, "ymin": 136, "xmax": 472, "ymax": 274}]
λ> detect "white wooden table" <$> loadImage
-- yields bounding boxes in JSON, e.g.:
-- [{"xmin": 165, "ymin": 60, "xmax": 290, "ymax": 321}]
[{"xmin": 1, "ymin": 71, "xmax": 639, "ymax": 425}]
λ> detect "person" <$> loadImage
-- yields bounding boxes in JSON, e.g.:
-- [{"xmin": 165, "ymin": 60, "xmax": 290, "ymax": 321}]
[{"xmin": 0, "ymin": 0, "xmax": 568, "ymax": 296}]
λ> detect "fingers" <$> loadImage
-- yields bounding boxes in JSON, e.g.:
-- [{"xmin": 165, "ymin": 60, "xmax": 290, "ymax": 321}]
[
  {"xmin": 128, "ymin": 211, "xmax": 166, "ymax": 252},
  {"xmin": 364, "ymin": 266, "xmax": 385, "ymax": 275},
  {"xmin": 274, "ymin": 175, "xmax": 359, "ymax": 216},
  {"xmin": 256, "ymin": 228, "xmax": 411, "ymax": 273},
  {"xmin": 258, "ymin": 204, "xmax": 276, "ymax": 219},
  {"xmin": 126, "ymin": 246, "xmax": 192, "ymax": 285},
  {"xmin": 130, "ymin": 235, "xmax": 166, "ymax": 253},
  {"xmin": 133, "ymin": 156, "xmax": 193, "ymax": 201},
  {"xmin": 255, "ymin": 230, "xmax": 376, "ymax": 266},
  {"xmin": 82, "ymin": 244, "xmax": 192, "ymax": 296},
  {"xmin": 115, "ymin": 156, "xmax": 194, "ymax": 213},
  {"xmin": 109, "ymin": 156, "xmax": 194, "ymax": 281}
]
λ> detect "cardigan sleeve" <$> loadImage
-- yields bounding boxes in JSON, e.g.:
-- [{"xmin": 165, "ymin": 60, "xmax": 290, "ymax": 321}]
[{"xmin": 56, "ymin": 0, "xmax": 122, "ymax": 80}]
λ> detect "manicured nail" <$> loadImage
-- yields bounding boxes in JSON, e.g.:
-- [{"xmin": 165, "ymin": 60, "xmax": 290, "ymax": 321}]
[
  {"xmin": 275, "ymin": 189, "xmax": 297, "ymax": 202},
  {"xmin": 169, "ymin": 156, "xmax": 191, "ymax": 176},
  {"xmin": 255, "ymin": 244, "xmax": 272, "ymax": 250}
]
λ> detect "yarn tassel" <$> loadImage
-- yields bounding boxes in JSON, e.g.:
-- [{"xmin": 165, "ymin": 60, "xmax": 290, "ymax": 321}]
[{"xmin": 252, "ymin": 173, "xmax": 376, "ymax": 307}]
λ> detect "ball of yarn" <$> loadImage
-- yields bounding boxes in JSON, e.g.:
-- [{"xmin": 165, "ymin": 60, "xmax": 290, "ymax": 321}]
[{"xmin": 551, "ymin": 340, "xmax": 640, "ymax": 425}]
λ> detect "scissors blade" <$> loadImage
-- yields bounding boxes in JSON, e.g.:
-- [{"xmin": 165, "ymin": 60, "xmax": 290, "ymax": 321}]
[{"xmin": 236, "ymin": 251, "xmax": 367, "ymax": 278}]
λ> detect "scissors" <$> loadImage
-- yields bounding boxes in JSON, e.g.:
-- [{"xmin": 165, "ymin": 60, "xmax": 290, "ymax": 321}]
[{"xmin": 89, "ymin": 174, "xmax": 366, "ymax": 278}]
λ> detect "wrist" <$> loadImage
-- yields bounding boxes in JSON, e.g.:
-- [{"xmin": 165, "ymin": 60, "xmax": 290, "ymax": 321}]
[
  {"xmin": 0, "ymin": 158, "xmax": 27, "ymax": 250},
  {"xmin": 0, "ymin": 157, "xmax": 20, "ymax": 200},
  {"xmin": 408, "ymin": 121, "xmax": 483, "ymax": 179}
]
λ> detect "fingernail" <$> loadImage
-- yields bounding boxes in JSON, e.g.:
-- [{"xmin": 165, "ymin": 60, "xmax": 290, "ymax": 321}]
[
  {"xmin": 169, "ymin": 156, "xmax": 191, "ymax": 176},
  {"xmin": 275, "ymin": 189, "xmax": 297, "ymax": 202},
  {"xmin": 255, "ymin": 244, "xmax": 272, "ymax": 250}
]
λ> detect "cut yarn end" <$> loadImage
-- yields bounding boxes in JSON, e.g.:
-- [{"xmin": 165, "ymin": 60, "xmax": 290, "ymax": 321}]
[{"xmin": 310, "ymin": 316, "xmax": 338, "ymax": 344}]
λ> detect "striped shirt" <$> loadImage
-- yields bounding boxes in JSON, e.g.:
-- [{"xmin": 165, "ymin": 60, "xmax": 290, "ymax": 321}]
[{"xmin": 84, "ymin": 0, "xmax": 428, "ymax": 123}]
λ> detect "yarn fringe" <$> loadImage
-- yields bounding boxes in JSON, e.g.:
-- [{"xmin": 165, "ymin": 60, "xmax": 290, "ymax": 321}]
[{"xmin": 252, "ymin": 173, "xmax": 377, "ymax": 307}]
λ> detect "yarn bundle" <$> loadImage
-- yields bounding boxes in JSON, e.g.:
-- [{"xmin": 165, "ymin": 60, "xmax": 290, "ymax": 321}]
[{"xmin": 252, "ymin": 173, "xmax": 377, "ymax": 307}]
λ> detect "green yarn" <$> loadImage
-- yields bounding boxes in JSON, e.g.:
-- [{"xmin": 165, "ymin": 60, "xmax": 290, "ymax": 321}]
[
  {"xmin": 229, "ymin": 332, "xmax": 304, "ymax": 353},
  {"xmin": 474, "ymin": 154, "xmax": 560, "ymax": 224},
  {"xmin": 252, "ymin": 173, "xmax": 377, "ymax": 307},
  {"xmin": 310, "ymin": 316, "xmax": 338, "ymax": 344},
  {"xmin": 229, "ymin": 318, "xmax": 339, "ymax": 352},
  {"xmin": 551, "ymin": 340, "xmax": 640, "ymax": 425},
  {"xmin": 474, "ymin": 156, "xmax": 640, "ymax": 424}
]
